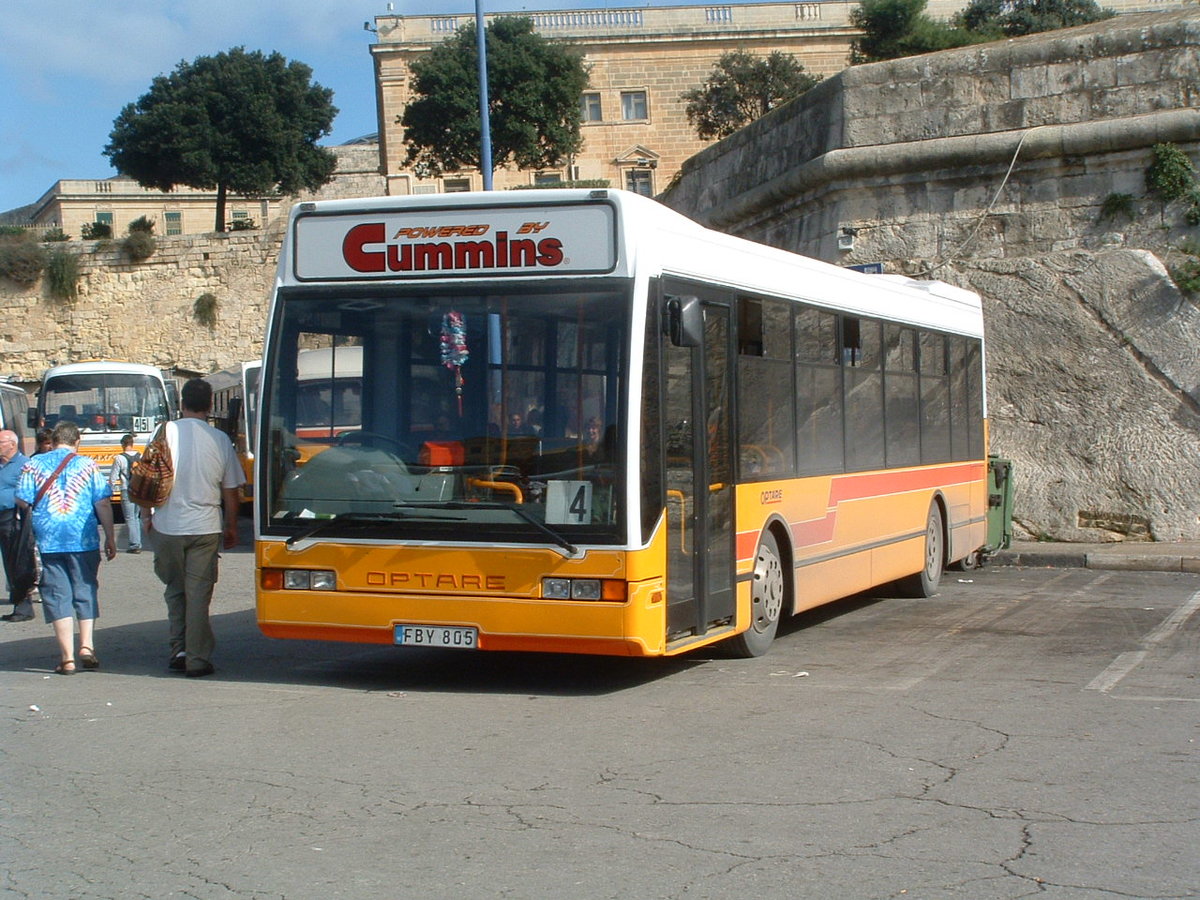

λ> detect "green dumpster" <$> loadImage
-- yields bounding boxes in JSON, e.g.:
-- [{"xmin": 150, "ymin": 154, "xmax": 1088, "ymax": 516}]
[{"xmin": 986, "ymin": 455, "xmax": 1013, "ymax": 554}]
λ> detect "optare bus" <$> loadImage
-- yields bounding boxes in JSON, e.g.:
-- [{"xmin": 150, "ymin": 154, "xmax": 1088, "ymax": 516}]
[{"xmin": 255, "ymin": 189, "xmax": 987, "ymax": 657}]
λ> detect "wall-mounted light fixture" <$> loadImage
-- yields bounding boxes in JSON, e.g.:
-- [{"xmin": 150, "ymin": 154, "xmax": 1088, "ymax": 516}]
[{"xmin": 837, "ymin": 226, "xmax": 856, "ymax": 252}]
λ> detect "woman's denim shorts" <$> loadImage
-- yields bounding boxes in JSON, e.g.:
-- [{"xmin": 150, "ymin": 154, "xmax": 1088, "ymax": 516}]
[{"xmin": 39, "ymin": 551, "xmax": 101, "ymax": 623}]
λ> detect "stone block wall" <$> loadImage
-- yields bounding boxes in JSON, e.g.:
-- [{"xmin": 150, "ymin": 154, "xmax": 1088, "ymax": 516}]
[
  {"xmin": 0, "ymin": 225, "xmax": 282, "ymax": 387},
  {"xmin": 662, "ymin": 9, "xmax": 1200, "ymax": 541},
  {"xmin": 665, "ymin": 9, "xmax": 1200, "ymax": 263}
]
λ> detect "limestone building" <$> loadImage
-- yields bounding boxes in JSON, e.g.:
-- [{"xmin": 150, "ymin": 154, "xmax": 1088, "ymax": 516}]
[
  {"xmin": 372, "ymin": 1, "xmax": 873, "ymax": 197},
  {"xmin": 370, "ymin": 0, "xmax": 1182, "ymax": 197},
  {"xmin": 16, "ymin": 141, "xmax": 385, "ymax": 240}
]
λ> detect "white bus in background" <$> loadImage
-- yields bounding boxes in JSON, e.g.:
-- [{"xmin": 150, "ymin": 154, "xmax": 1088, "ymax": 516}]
[
  {"xmin": 210, "ymin": 359, "xmax": 262, "ymax": 499},
  {"xmin": 34, "ymin": 361, "xmax": 176, "ymax": 488}
]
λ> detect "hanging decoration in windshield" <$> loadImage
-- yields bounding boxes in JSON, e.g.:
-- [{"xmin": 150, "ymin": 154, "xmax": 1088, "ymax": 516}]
[{"xmin": 439, "ymin": 310, "xmax": 469, "ymax": 415}]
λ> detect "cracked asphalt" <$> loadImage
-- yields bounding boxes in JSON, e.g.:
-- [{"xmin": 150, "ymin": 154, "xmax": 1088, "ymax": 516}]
[{"xmin": 2, "ymin": 531, "xmax": 1198, "ymax": 900}]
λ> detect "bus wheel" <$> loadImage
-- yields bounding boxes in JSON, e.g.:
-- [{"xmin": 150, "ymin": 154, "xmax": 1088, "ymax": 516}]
[
  {"xmin": 726, "ymin": 530, "xmax": 785, "ymax": 658},
  {"xmin": 898, "ymin": 503, "xmax": 944, "ymax": 598}
]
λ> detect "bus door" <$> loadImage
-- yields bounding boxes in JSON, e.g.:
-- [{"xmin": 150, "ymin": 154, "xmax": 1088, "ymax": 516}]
[{"xmin": 664, "ymin": 292, "xmax": 736, "ymax": 641}]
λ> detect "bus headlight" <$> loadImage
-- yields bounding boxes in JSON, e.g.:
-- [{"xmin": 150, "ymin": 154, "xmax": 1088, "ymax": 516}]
[
  {"xmin": 282, "ymin": 569, "xmax": 337, "ymax": 590},
  {"xmin": 541, "ymin": 578, "xmax": 617, "ymax": 601},
  {"xmin": 542, "ymin": 578, "xmax": 571, "ymax": 599},
  {"xmin": 570, "ymin": 580, "xmax": 602, "ymax": 601}
]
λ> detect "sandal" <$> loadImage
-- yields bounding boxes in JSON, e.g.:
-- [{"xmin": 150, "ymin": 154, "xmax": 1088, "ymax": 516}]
[
  {"xmin": 54, "ymin": 660, "xmax": 76, "ymax": 675},
  {"xmin": 79, "ymin": 647, "xmax": 99, "ymax": 670}
]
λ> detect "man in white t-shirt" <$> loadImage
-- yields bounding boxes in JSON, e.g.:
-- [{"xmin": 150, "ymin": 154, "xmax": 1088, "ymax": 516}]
[{"xmin": 142, "ymin": 378, "xmax": 244, "ymax": 677}]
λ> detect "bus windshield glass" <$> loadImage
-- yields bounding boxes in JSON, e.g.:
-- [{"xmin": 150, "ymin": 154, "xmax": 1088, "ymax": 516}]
[
  {"xmin": 41, "ymin": 373, "xmax": 170, "ymax": 433},
  {"xmin": 262, "ymin": 284, "xmax": 630, "ymax": 546}
]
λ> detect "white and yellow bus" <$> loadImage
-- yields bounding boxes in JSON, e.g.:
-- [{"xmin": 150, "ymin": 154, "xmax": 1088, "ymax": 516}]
[
  {"xmin": 255, "ymin": 189, "xmax": 987, "ymax": 657},
  {"xmin": 35, "ymin": 361, "xmax": 176, "ymax": 489},
  {"xmin": 210, "ymin": 359, "xmax": 262, "ymax": 500}
]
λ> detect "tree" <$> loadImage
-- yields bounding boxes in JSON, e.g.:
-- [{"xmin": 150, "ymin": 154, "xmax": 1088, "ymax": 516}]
[
  {"xmin": 956, "ymin": 0, "xmax": 1115, "ymax": 38},
  {"xmin": 681, "ymin": 51, "xmax": 821, "ymax": 141},
  {"xmin": 850, "ymin": 0, "xmax": 983, "ymax": 63},
  {"xmin": 400, "ymin": 17, "xmax": 589, "ymax": 178},
  {"xmin": 105, "ymin": 47, "xmax": 338, "ymax": 232}
]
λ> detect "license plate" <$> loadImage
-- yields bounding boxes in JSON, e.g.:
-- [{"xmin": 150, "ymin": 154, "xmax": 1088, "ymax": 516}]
[{"xmin": 394, "ymin": 624, "xmax": 478, "ymax": 649}]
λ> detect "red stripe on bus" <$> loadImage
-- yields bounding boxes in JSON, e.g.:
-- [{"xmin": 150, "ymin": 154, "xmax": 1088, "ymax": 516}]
[
  {"xmin": 828, "ymin": 463, "xmax": 985, "ymax": 504},
  {"xmin": 735, "ymin": 462, "xmax": 986, "ymax": 561}
]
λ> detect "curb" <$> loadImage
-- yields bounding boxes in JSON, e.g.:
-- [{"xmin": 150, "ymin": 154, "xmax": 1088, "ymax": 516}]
[{"xmin": 993, "ymin": 549, "xmax": 1200, "ymax": 574}]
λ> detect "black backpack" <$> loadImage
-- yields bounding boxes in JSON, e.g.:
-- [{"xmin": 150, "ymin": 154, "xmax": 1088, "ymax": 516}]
[{"xmin": 118, "ymin": 451, "xmax": 141, "ymax": 486}]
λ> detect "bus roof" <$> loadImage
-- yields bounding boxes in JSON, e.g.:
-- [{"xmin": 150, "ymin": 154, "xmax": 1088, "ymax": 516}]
[
  {"xmin": 281, "ymin": 188, "xmax": 983, "ymax": 338},
  {"xmin": 41, "ymin": 361, "xmax": 167, "ymax": 381}
]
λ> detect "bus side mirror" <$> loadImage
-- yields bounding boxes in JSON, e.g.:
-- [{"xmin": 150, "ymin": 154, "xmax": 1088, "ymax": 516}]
[
  {"xmin": 27, "ymin": 409, "xmax": 37, "ymax": 429},
  {"xmin": 665, "ymin": 295, "xmax": 702, "ymax": 348}
]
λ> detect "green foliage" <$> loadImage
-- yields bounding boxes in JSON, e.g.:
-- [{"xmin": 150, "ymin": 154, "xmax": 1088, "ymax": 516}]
[
  {"xmin": 0, "ymin": 225, "xmax": 27, "ymax": 237},
  {"xmin": 194, "ymin": 292, "xmax": 219, "ymax": 328},
  {"xmin": 1146, "ymin": 143, "xmax": 1200, "ymax": 226},
  {"xmin": 681, "ymin": 51, "xmax": 821, "ymax": 140},
  {"xmin": 128, "ymin": 216, "xmax": 155, "ymax": 234},
  {"xmin": 105, "ymin": 47, "xmax": 337, "ymax": 232},
  {"xmin": 1169, "ymin": 240, "xmax": 1200, "ymax": 296},
  {"xmin": 41, "ymin": 228, "xmax": 70, "ymax": 242},
  {"xmin": 851, "ymin": 0, "xmax": 1112, "ymax": 63},
  {"xmin": 0, "ymin": 234, "xmax": 48, "ymax": 285},
  {"xmin": 45, "ymin": 249, "xmax": 80, "ymax": 301},
  {"xmin": 1146, "ymin": 143, "xmax": 1197, "ymax": 203},
  {"xmin": 1098, "ymin": 192, "xmax": 1135, "ymax": 222},
  {"xmin": 955, "ymin": 0, "xmax": 1114, "ymax": 37},
  {"xmin": 227, "ymin": 216, "xmax": 257, "ymax": 231},
  {"xmin": 82, "ymin": 221, "xmax": 112, "ymax": 240},
  {"xmin": 850, "ymin": 0, "xmax": 983, "ymax": 63},
  {"xmin": 122, "ymin": 231, "xmax": 157, "ymax": 261},
  {"xmin": 401, "ymin": 17, "xmax": 589, "ymax": 177}
]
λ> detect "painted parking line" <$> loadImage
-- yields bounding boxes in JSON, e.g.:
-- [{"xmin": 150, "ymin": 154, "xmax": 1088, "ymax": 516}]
[{"xmin": 1086, "ymin": 588, "xmax": 1200, "ymax": 694}]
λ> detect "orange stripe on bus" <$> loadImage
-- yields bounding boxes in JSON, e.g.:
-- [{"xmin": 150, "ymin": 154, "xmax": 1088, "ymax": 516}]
[{"xmin": 735, "ymin": 462, "xmax": 986, "ymax": 561}]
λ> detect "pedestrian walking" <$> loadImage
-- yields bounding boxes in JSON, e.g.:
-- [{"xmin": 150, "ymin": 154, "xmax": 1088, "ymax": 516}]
[
  {"xmin": 15, "ymin": 421, "xmax": 117, "ymax": 673},
  {"xmin": 142, "ymin": 378, "xmax": 244, "ymax": 678},
  {"xmin": 0, "ymin": 429, "xmax": 37, "ymax": 622},
  {"xmin": 110, "ymin": 433, "xmax": 142, "ymax": 553}
]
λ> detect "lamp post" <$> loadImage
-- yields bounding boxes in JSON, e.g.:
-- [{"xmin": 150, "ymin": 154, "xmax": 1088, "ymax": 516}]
[{"xmin": 475, "ymin": 0, "xmax": 493, "ymax": 190}]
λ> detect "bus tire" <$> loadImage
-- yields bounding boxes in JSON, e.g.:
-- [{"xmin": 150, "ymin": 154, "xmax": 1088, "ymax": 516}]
[
  {"xmin": 898, "ymin": 503, "xmax": 944, "ymax": 598},
  {"xmin": 726, "ymin": 530, "xmax": 785, "ymax": 658}
]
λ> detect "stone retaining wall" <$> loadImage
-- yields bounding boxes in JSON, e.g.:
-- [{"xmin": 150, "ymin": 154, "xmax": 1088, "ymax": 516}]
[
  {"xmin": 663, "ymin": 9, "xmax": 1200, "ymax": 264},
  {"xmin": 0, "ymin": 224, "xmax": 283, "ymax": 386},
  {"xmin": 662, "ymin": 9, "xmax": 1200, "ymax": 541}
]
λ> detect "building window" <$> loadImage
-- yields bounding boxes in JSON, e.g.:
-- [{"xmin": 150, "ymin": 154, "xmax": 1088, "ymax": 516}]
[
  {"xmin": 164, "ymin": 211, "xmax": 182, "ymax": 236},
  {"xmin": 625, "ymin": 169, "xmax": 653, "ymax": 196},
  {"xmin": 620, "ymin": 90, "xmax": 648, "ymax": 121},
  {"xmin": 443, "ymin": 178, "xmax": 471, "ymax": 193},
  {"xmin": 580, "ymin": 93, "xmax": 602, "ymax": 123},
  {"xmin": 534, "ymin": 172, "xmax": 563, "ymax": 186}
]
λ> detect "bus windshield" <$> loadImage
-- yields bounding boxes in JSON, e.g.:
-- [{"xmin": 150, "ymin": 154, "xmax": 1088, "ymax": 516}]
[
  {"xmin": 262, "ymin": 284, "xmax": 630, "ymax": 546},
  {"xmin": 41, "ymin": 372, "xmax": 170, "ymax": 433}
]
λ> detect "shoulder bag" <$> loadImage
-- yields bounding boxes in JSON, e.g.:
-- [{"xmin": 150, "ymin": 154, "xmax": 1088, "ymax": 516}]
[{"xmin": 127, "ymin": 424, "xmax": 174, "ymax": 507}]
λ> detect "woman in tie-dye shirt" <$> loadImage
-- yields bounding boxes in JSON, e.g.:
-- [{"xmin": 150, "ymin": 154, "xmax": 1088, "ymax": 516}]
[{"xmin": 16, "ymin": 421, "xmax": 116, "ymax": 675}]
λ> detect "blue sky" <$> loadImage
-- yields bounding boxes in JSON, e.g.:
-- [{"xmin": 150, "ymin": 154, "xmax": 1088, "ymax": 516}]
[{"xmin": 1, "ymin": 0, "xmax": 755, "ymax": 215}]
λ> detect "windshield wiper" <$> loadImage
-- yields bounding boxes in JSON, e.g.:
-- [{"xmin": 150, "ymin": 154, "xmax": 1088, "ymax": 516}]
[
  {"xmin": 432, "ymin": 501, "xmax": 578, "ymax": 555},
  {"xmin": 284, "ymin": 510, "xmax": 465, "ymax": 547}
]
